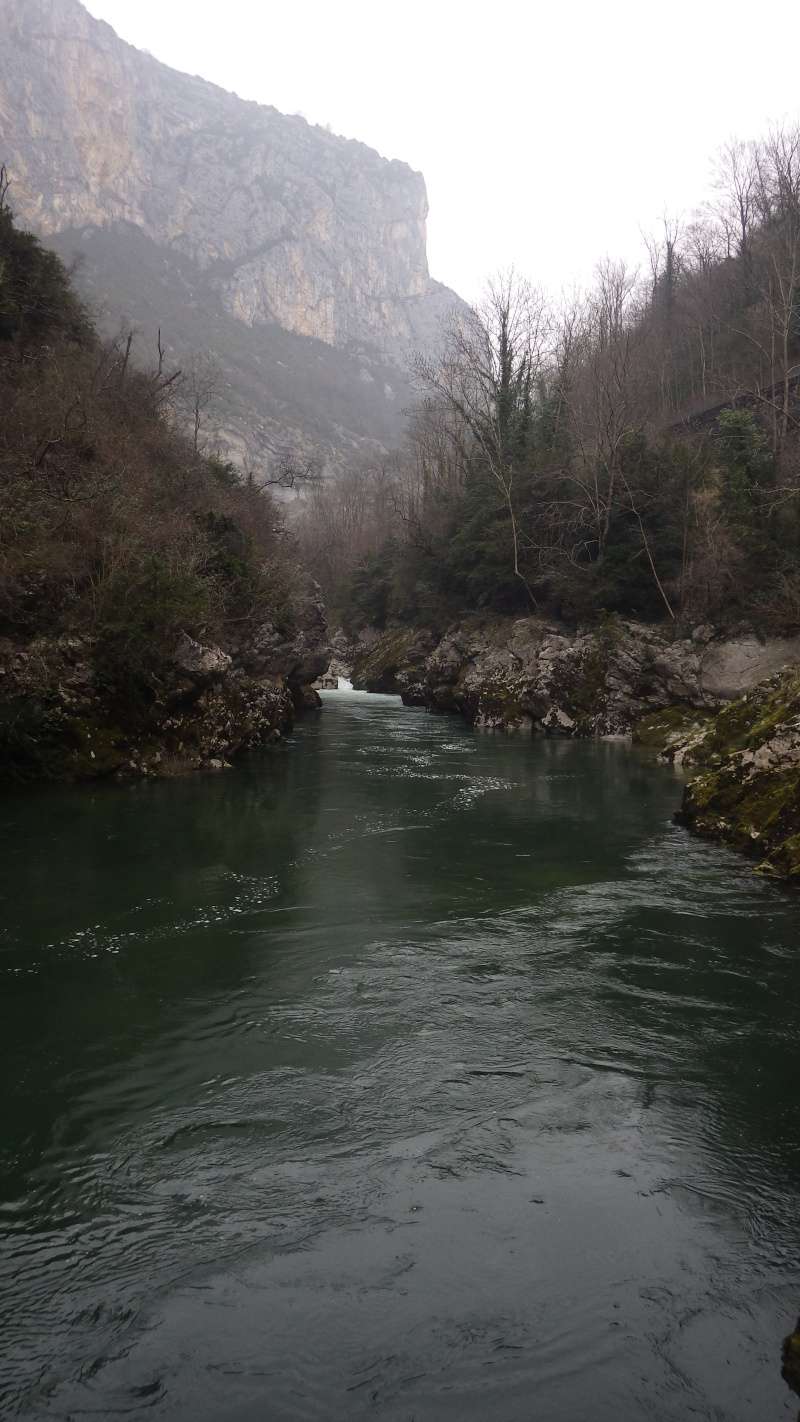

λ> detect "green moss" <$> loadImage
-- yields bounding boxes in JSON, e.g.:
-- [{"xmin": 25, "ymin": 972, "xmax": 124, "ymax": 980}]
[
  {"xmin": 680, "ymin": 668, "xmax": 800, "ymax": 879},
  {"xmin": 633, "ymin": 705, "xmax": 711, "ymax": 753},
  {"xmin": 66, "ymin": 718, "xmax": 129, "ymax": 780},
  {"xmin": 0, "ymin": 699, "xmax": 128, "ymax": 782},
  {"xmin": 689, "ymin": 764, "xmax": 799, "ymax": 836},
  {"xmin": 760, "ymin": 831, "xmax": 800, "ymax": 879},
  {"xmin": 546, "ymin": 626, "xmax": 620, "ymax": 725},
  {"xmin": 696, "ymin": 670, "xmax": 800, "ymax": 762}
]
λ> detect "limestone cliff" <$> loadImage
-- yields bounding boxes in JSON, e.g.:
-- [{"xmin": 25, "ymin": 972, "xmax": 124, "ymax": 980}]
[{"xmin": 0, "ymin": 0, "xmax": 463, "ymax": 464}]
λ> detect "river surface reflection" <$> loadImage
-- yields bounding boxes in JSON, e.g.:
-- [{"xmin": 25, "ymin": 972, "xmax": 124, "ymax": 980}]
[{"xmin": 1, "ymin": 690, "xmax": 799, "ymax": 1419}]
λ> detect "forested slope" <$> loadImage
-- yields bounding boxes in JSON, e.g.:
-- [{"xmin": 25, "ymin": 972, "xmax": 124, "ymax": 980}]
[{"xmin": 301, "ymin": 127, "xmax": 800, "ymax": 639}]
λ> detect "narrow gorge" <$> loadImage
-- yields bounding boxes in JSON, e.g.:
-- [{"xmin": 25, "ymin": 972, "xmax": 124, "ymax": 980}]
[{"xmin": 2, "ymin": 5, "xmax": 800, "ymax": 1420}]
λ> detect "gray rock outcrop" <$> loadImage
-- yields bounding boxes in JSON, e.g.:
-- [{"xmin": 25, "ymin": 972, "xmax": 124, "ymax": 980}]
[
  {"xmin": 173, "ymin": 635, "xmax": 233, "ymax": 685},
  {"xmin": 352, "ymin": 616, "xmax": 800, "ymax": 737},
  {"xmin": 698, "ymin": 635, "xmax": 800, "ymax": 699},
  {"xmin": 0, "ymin": 594, "xmax": 330, "ymax": 783},
  {"xmin": 238, "ymin": 585, "xmax": 329, "ymax": 687}
]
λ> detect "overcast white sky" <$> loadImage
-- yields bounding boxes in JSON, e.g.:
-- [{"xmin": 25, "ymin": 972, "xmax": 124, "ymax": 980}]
[{"xmin": 84, "ymin": 0, "xmax": 800, "ymax": 302}]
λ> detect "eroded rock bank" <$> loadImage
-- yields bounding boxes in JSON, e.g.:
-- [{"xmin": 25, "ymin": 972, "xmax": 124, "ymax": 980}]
[
  {"xmin": 352, "ymin": 616, "xmax": 800, "ymax": 733},
  {"xmin": 0, "ymin": 589, "xmax": 330, "ymax": 784},
  {"xmin": 351, "ymin": 616, "xmax": 800, "ymax": 878}
]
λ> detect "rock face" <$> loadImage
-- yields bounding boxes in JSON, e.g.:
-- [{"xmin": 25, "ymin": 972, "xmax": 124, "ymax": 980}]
[
  {"xmin": 236, "ymin": 585, "xmax": 330, "ymax": 694},
  {"xmin": 352, "ymin": 616, "xmax": 800, "ymax": 735},
  {"xmin": 699, "ymin": 635, "xmax": 800, "ymax": 699},
  {"xmin": 173, "ymin": 635, "xmax": 233, "ymax": 685},
  {"xmin": 675, "ymin": 670, "xmax": 800, "ymax": 879},
  {"xmin": 0, "ymin": 0, "xmax": 463, "ymax": 466},
  {"xmin": 351, "ymin": 627, "xmax": 437, "ymax": 697},
  {"xmin": 0, "ymin": 598, "xmax": 330, "ymax": 783}
]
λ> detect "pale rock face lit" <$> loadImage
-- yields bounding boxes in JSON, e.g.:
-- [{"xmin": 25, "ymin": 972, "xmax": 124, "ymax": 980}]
[
  {"xmin": 0, "ymin": 0, "xmax": 458, "ymax": 356},
  {"xmin": 78, "ymin": 0, "xmax": 800, "ymax": 302}
]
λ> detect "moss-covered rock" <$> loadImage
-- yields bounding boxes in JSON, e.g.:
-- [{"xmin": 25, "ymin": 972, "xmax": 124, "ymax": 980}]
[
  {"xmin": 679, "ymin": 669, "xmax": 800, "ymax": 878},
  {"xmin": 0, "ymin": 695, "xmax": 124, "ymax": 782},
  {"xmin": 633, "ymin": 705, "xmax": 714, "ymax": 763},
  {"xmin": 472, "ymin": 676, "xmax": 536, "ymax": 732}
]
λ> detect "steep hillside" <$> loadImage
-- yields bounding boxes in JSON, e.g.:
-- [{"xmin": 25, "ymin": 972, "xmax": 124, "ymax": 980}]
[
  {"xmin": 0, "ymin": 0, "xmax": 463, "ymax": 468},
  {"xmin": 0, "ymin": 196, "xmax": 329, "ymax": 783}
]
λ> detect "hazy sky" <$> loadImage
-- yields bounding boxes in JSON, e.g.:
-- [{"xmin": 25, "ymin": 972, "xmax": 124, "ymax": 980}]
[{"xmin": 84, "ymin": 0, "xmax": 800, "ymax": 302}]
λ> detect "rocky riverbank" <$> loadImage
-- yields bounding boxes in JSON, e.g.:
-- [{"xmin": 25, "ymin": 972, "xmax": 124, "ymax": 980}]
[
  {"xmin": 350, "ymin": 616, "xmax": 800, "ymax": 878},
  {"xmin": 0, "ymin": 590, "xmax": 329, "ymax": 784},
  {"xmin": 661, "ymin": 671, "xmax": 800, "ymax": 879},
  {"xmin": 351, "ymin": 616, "xmax": 800, "ymax": 733}
]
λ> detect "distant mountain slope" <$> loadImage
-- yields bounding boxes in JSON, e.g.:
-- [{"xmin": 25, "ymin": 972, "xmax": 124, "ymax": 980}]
[
  {"xmin": 46, "ymin": 222, "xmax": 415, "ymax": 469},
  {"xmin": 0, "ymin": 0, "xmax": 464, "ymax": 468}
]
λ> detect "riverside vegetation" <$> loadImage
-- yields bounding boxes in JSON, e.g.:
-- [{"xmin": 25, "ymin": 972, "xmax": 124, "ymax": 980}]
[
  {"xmin": 298, "ymin": 124, "xmax": 800, "ymax": 878},
  {"xmin": 0, "ymin": 179, "xmax": 328, "ymax": 783}
]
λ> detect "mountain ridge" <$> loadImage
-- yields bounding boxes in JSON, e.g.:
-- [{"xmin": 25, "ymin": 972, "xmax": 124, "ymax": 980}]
[{"xmin": 0, "ymin": 0, "xmax": 463, "ymax": 467}]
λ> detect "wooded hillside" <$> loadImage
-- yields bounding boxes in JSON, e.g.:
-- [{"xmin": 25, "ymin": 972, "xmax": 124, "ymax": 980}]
[{"xmin": 300, "ymin": 127, "xmax": 800, "ymax": 636}]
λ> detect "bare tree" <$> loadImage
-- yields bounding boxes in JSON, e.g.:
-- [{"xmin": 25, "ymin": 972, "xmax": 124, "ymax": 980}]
[
  {"xmin": 712, "ymin": 139, "xmax": 758, "ymax": 279},
  {"xmin": 294, "ymin": 457, "xmax": 398, "ymax": 605},
  {"xmin": 265, "ymin": 449, "xmax": 323, "ymax": 490},
  {"xmin": 413, "ymin": 272, "xmax": 550, "ymax": 604},
  {"xmin": 185, "ymin": 352, "xmax": 221, "ymax": 454},
  {"xmin": 756, "ymin": 127, "xmax": 800, "ymax": 445},
  {"xmin": 643, "ymin": 215, "xmax": 683, "ymax": 413},
  {"xmin": 559, "ymin": 261, "xmax": 642, "ymax": 564}
]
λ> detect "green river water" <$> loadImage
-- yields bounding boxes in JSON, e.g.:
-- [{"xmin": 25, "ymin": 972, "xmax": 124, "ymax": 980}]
[{"xmin": 1, "ymin": 689, "xmax": 799, "ymax": 1420}]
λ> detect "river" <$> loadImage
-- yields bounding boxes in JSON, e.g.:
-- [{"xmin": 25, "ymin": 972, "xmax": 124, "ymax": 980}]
[{"xmin": 1, "ymin": 689, "xmax": 799, "ymax": 1420}]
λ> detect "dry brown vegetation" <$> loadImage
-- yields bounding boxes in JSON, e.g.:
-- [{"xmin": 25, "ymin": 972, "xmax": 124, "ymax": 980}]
[{"xmin": 0, "ymin": 180, "xmax": 305, "ymax": 708}]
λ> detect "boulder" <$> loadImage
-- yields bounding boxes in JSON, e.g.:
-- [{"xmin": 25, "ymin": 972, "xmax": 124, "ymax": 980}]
[
  {"xmin": 700, "ymin": 635, "xmax": 800, "ymax": 700},
  {"xmin": 295, "ymin": 686, "xmax": 323, "ymax": 710},
  {"xmin": 173, "ymin": 635, "xmax": 232, "ymax": 684}
]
